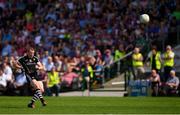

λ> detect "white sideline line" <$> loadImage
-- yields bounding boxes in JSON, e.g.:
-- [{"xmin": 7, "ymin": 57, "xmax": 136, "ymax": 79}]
[{"xmin": 112, "ymin": 81, "xmax": 125, "ymax": 85}]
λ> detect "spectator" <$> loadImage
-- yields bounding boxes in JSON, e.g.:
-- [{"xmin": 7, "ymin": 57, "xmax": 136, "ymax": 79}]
[
  {"xmin": 103, "ymin": 49, "xmax": 113, "ymax": 79},
  {"xmin": 46, "ymin": 67, "xmax": 60, "ymax": 96},
  {"xmin": 95, "ymin": 49, "xmax": 102, "ymax": 64},
  {"xmin": 1, "ymin": 41, "xmax": 12, "ymax": 56},
  {"xmin": 132, "ymin": 47, "xmax": 145, "ymax": 80},
  {"xmin": 148, "ymin": 69, "xmax": 161, "ymax": 96},
  {"xmin": 81, "ymin": 60, "xmax": 93, "ymax": 93},
  {"xmin": 162, "ymin": 45, "xmax": 175, "ymax": 82},
  {"xmin": 53, "ymin": 55, "xmax": 62, "ymax": 72},
  {"xmin": 13, "ymin": 72, "xmax": 28, "ymax": 96},
  {"xmin": 162, "ymin": 70, "xmax": 179, "ymax": 96},
  {"xmin": 2, "ymin": 62, "xmax": 13, "ymax": 82},
  {"xmin": 44, "ymin": 56, "xmax": 54, "ymax": 72},
  {"xmin": 2, "ymin": 30, "xmax": 12, "ymax": 42},
  {"xmin": 114, "ymin": 44, "xmax": 126, "ymax": 73},
  {"xmin": 0, "ymin": 66, "xmax": 7, "ymax": 94},
  {"xmin": 147, "ymin": 46, "xmax": 162, "ymax": 74},
  {"xmin": 61, "ymin": 66, "xmax": 79, "ymax": 89},
  {"xmin": 114, "ymin": 44, "xmax": 125, "ymax": 61},
  {"xmin": 94, "ymin": 59, "xmax": 104, "ymax": 87},
  {"xmin": 42, "ymin": 50, "xmax": 49, "ymax": 66}
]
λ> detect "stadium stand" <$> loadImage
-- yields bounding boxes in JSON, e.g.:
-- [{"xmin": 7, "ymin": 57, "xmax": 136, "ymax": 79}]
[{"xmin": 0, "ymin": 0, "xmax": 179, "ymax": 96}]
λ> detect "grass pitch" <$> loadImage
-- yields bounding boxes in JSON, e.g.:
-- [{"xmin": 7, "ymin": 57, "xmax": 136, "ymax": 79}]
[{"xmin": 0, "ymin": 96, "xmax": 180, "ymax": 114}]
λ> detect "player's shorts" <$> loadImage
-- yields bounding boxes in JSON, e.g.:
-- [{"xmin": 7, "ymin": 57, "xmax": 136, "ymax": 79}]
[{"xmin": 25, "ymin": 73, "xmax": 39, "ymax": 83}]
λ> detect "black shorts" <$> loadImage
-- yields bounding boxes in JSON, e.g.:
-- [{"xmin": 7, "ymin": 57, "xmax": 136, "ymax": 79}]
[{"xmin": 25, "ymin": 73, "xmax": 40, "ymax": 84}]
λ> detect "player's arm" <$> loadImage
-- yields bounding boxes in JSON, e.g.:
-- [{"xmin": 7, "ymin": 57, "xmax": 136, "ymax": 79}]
[
  {"xmin": 36, "ymin": 62, "xmax": 45, "ymax": 71},
  {"xmin": 11, "ymin": 59, "xmax": 23, "ymax": 69},
  {"xmin": 34, "ymin": 56, "xmax": 45, "ymax": 71}
]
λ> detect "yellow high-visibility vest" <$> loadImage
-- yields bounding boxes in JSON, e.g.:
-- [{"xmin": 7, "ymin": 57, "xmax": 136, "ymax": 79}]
[
  {"xmin": 150, "ymin": 52, "xmax": 161, "ymax": 70},
  {"xmin": 132, "ymin": 53, "xmax": 143, "ymax": 67},
  {"xmin": 47, "ymin": 72, "xmax": 60, "ymax": 87},
  {"xmin": 114, "ymin": 50, "xmax": 125, "ymax": 61},
  {"xmin": 81, "ymin": 65, "xmax": 94, "ymax": 78},
  {"xmin": 164, "ymin": 51, "xmax": 174, "ymax": 67}
]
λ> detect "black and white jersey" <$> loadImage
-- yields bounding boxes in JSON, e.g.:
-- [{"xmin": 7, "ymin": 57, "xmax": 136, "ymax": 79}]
[{"xmin": 18, "ymin": 55, "xmax": 39, "ymax": 75}]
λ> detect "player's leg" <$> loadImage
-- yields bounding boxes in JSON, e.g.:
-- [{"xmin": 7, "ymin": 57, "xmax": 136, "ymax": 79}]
[
  {"xmin": 26, "ymin": 75, "xmax": 37, "ymax": 108},
  {"xmin": 32, "ymin": 80, "xmax": 47, "ymax": 106},
  {"xmin": 37, "ymin": 81, "xmax": 44, "ymax": 93},
  {"xmin": 27, "ymin": 79, "xmax": 46, "ymax": 108},
  {"xmin": 37, "ymin": 81, "xmax": 47, "ymax": 106}
]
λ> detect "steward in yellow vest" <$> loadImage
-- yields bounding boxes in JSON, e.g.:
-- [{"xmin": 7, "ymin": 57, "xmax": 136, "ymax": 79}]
[
  {"xmin": 164, "ymin": 48, "xmax": 174, "ymax": 67},
  {"xmin": 132, "ymin": 47, "xmax": 145, "ymax": 80},
  {"xmin": 114, "ymin": 44, "xmax": 126, "ymax": 61},
  {"xmin": 148, "ymin": 47, "xmax": 162, "ymax": 73},
  {"xmin": 81, "ymin": 61, "xmax": 94, "ymax": 91},
  {"xmin": 163, "ymin": 45, "xmax": 175, "ymax": 82},
  {"xmin": 46, "ymin": 67, "xmax": 60, "ymax": 96},
  {"xmin": 132, "ymin": 52, "xmax": 143, "ymax": 67}
]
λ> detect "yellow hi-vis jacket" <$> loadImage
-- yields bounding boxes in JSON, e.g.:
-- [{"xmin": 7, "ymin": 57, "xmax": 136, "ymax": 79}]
[
  {"xmin": 47, "ymin": 72, "xmax": 60, "ymax": 87},
  {"xmin": 81, "ymin": 65, "xmax": 94, "ymax": 78},
  {"xmin": 150, "ymin": 52, "xmax": 161, "ymax": 70},
  {"xmin": 132, "ymin": 53, "xmax": 143, "ymax": 67},
  {"xmin": 164, "ymin": 51, "xmax": 175, "ymax": 67},
  {"xmin": 114, "ymin": 50, "xmax": 125, "ymax": 61}
]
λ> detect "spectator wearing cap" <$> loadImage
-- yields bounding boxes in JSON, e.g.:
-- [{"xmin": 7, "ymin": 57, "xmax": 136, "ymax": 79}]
[{"xmin": 163, "ymin": 45, "xmax": 175, "ymax": 82}]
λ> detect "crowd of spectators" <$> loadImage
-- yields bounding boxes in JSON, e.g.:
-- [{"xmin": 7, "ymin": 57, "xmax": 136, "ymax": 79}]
[{"xmin": 0, "ymin": 0, "xmax": 179, "ymax": 96}]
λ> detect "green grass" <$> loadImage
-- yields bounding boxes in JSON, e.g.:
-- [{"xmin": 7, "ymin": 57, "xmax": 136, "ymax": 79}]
[{"xmin": 0, "ymin": 96, "xmax": 180, "ymax": 114}]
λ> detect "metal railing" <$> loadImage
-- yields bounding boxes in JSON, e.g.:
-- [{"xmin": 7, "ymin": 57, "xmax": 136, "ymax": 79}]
[{"xmin": 101, "ymin": 51, "xmax": 133, "ymax": 90}]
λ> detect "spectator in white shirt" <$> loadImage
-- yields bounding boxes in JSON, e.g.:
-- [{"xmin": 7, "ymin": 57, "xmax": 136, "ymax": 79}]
[
  {"xmin": 162, "ymin": 70, "xmax": 179, "ymax": 96},
  {"xmin": 45, "ymin": 56, "xmax": 54, "ymax": 72},
  {"xmin": 3, "ymin": 62, "xmax": 13, "ymax": 82},
  {"xmin": 0, "ymin": 66, "xmax": 8, "ymax": 93}
]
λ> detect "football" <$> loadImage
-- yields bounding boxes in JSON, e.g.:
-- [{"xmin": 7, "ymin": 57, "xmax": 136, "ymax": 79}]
[{"xmin": 140, "ymin": 14, "xmax": 150, "ymax": 23}]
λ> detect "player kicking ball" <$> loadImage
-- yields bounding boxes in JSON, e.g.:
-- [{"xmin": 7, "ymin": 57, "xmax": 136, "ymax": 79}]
[{"xmin": 13, "ymin": 47, "xmax": 47, "ymax": 108}]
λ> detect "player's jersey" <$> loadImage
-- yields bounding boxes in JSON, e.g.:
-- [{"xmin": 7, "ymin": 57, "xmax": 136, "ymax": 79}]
[{"xmin": 18, "ymin": 55, "xmax": 39, "ymax": 78}]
